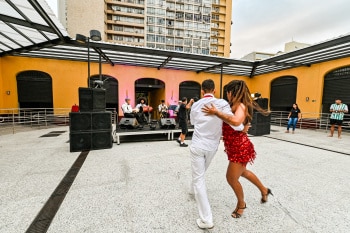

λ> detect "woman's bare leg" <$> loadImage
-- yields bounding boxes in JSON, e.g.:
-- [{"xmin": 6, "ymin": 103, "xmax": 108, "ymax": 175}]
[
  {"xmin": 241, "ymin": 169, "xmax": 268, "ymax": 196},
  {"xmin": 226, "ymin": 162, "xmax": 246, "ymax": 215}
]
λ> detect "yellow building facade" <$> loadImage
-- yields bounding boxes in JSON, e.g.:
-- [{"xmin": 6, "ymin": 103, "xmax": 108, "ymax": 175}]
[{"xmin": 1, "ymin": 55, "xmax": 349, "ymax": 118}]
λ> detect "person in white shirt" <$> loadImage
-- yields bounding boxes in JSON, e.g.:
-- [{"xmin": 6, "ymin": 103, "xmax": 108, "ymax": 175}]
[
  {"xmin": 189, "ymin": 79, "xmax": 244, "ymax": 229},
  {"xmin": 121, "ymin": 98, "xmax": 137, "ymax": 118},
  {"xmin": 158, "ymin": 100, "xmax": 169, "ymax": 118}
]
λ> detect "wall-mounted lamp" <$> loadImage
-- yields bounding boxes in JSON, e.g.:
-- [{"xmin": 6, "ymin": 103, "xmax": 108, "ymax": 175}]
[
  {"xmin": 76, "ymin": 30, "xmax": 102, "ymax": 88},
  {"xmin": 306, "ymin": 97, "xmax": 309, "ymax": 102},
  {"xmin": 6, "ymin": 91, "xmax": 10, "ymax": 95}
]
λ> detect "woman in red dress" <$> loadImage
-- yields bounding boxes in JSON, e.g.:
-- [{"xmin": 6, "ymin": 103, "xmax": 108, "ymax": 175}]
[{"xmin": 202, "ymin": 80, "xmax": 272, "ymax": 218}]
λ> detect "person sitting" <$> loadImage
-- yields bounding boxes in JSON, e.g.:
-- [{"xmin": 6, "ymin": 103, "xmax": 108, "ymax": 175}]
[
  {"xmin": 158, "ymin": 100, "xmax": 169, "ymax": 118},
  {"xmin": 121, "ymin": 98, "xmax": 137, "ymax": 118},
  {"xmin": 135, "ymin": 97, "xmax": 151, "ymax": 124}
]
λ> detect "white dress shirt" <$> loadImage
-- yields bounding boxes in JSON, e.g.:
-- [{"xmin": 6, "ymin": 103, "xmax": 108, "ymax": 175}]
[
  {"xmin": 190, "ymin": 94, "xmax": 243, "ymax": 151},
  {"xmin": 121, "ymin": 102, "xmax": 133, "ymax": 114}
]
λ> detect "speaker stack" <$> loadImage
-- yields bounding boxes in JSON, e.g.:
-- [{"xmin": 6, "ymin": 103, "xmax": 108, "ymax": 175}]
[
  {"xmin": 69, "ymin": 88, "xmax": 112, "ymax": 152},
  {"xmin": 248, "ymin": 98, "xmax": 271, "ymax": 136},
  {"xmin": 160, "ymin": 118, "xmax": 176, "ymax": 129}
]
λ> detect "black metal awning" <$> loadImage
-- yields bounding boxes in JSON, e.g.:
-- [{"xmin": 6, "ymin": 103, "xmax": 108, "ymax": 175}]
[{"xmin": 1, "ymin": 0, "xmax": 350, "ymax": 77}]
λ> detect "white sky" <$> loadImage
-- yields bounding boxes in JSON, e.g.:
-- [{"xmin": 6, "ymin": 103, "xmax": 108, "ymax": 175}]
[{"xmin": 45, "ymin": 0, "xmax": 350, "ymax": 59}]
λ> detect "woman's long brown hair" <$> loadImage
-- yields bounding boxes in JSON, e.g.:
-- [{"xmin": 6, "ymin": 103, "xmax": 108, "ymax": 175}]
[{"xmin": 225, "ymin": 80, "xmax": 269, "ymax": 125}]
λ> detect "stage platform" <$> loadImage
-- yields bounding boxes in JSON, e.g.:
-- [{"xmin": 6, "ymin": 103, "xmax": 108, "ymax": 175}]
[{"xmin": 113, "ymin": 124, "xmax": 194, "ymax": 144}]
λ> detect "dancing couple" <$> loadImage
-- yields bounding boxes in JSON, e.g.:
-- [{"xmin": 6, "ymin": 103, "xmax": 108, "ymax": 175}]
[{"xmin": 190, "ymin": 79, "xmax": 272, "ymax": 229}]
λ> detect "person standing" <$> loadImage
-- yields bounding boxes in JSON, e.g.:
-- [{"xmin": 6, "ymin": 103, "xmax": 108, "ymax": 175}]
[
  {"xmin": 202, "ymin": 80, "xmax": 272, "ymax": 219},
  {"xmin": 190, "ymin": 79, "xmax": 244, "ymax": 229},
  {"xmin": 176, "ymin": 97, "xmax": 194, "ymax": 147},
  {"xmin": 328, "ymin": 98, "xmax": 348, "ymax": 139},
  {"xmin": 285, "ymin": 103, "xmax": 301, "ymax": 134}
]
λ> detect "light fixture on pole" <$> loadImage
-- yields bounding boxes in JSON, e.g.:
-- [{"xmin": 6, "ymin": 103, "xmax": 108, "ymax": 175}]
[{"xmin": 76, "ymin": 30, "xmax": 102, "ymax": 88}]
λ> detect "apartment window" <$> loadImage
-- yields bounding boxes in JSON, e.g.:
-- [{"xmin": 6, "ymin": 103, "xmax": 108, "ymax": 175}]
[
  {"xmin": 175, "ymin": 29, "xmax": 184, "ymax": 37},
  {"xmin": 184, "ymin": 38, "xmax": 192, "ymax": 45},
  {"xmin": 213, "ymin": 7, "xmax": 219, "ymax": 13},
  {"xmin": 156, "ymin": 44, "xmax": 165, "ymax": 49},
  {"xmin": 167, "ymin": 11, "xmax": 175, "ymax": 19},
  {"xmin": 147, "ymin": 34, "xmax": 156, "ymax": 42},
  {"xmin": 147, "ymin": 16, "xmax": 155, "ymax": 24},
  {"xmin": 166, "ymin": 37, "xmax": 174, "ymax": 44},
  {"xmin": 115, "ymin": 26, "xmax": 123, "ymax": 31},
  {"xmin": 185, "ymin": 13, "xmax": 193, "ymax": 20},
  {"xmin": 194, "ymin": 14, "xmax": 201, "ymax": 21},
  {"xmin": 175, "ymin": 38, "xmax": 183, "ymax": 45},
  {"xmin": 147, "ymin": 43, "xmax": 156, "ymax": 48},
  {"xmin": 203, "ymin": 15, "xmax": 210, "ymax": 23},
  {"xmin": 175, "ymin": 4, "xmax": 184, "ymax": 11},
  {"xmin": 156, "ymin": 35, "xmax": 165, "ymax": 43},
  {"xmin": 176, "ymin": 12, "xmax": 184, "ymax": 20},
  {"xmin": 203, "ymin": 7, "xmax": 211, "ymax": 14},
  {"xmin": 184, "ymin": 4, "xmax": 193, "ymax": 11},
  {"xmin": 202, "ymin": 40, "xmax": 209, "ymax": 47},
  {"xmin": 155, "ymin": 8, "xmax": 165, "ymax": 16},
  {"xmin": 166, "ymin": 45, "xmax": 174, "ymax": 51},
  {"xmin": 166, "ymin": 2, "xmax": 175, "ymax": 9},
  {"xmin": 184, "ymin": 47, "xmax": 192, "ymax": 53},
  {"xmin": 174, "ymin": 21, "xmax": 184, "ymax": 27},
  {"xmin": 202, "ymin": 48, "xmax": 209, "ymax": 55},
  {"xmin": 167, "ymin": 28, "xmax": 174, "ymax": 36},
  {"xmin": 156, "ymin": 17, "xmax": 165, "ymax": 25},
  {"xmin": 175, "ymin": 46, "xmax": 183, "ymax": 51},
  {"xmin": 147, "ymin": 7, "xmax": 155, "ymax": 15},
  {"xmin": 193, "ymin": 39, "xmax": 200, "ymax": 46},
  {"xmin": 167, "ymin": 20, "xmax": 174, "ymax": 27}
]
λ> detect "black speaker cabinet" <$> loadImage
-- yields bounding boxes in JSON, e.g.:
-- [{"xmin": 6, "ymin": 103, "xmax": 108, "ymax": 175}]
[
  {"xmin": 70, "ymin": 130, "xmax": 112, "ymax": 152},
  {"xmin": 92, "ymin": 131, "xmax": 113, "ymax": 150},
  {"xmin": 254, "ymin": 98, "xmax": 268, "ymax": 109},
  {"xmin": 92, "ymin": 112, "xmax": 112, "ymax": 130},
  {"xmin": 79, "ymin": 87, "xmax": 106, "ymax": 112},
  {"xmin": 119, "ymin": 118, "xmax": 138, "ymax": 129},
  {"xmin": 249, "ymin": 112, "xmax": 271, "ymax": 136},
  {"xmin": 70, "ymin": 112, "xmax": 112, "ymax": 131},
  {"xmin": 70, "ymin": 131, "xmax": 92, "ymax": 152},
  {"xmin": 160, "ymin": 118, "xmax": 176, "ymax": 129},
  {"xmin": 69, "ymin": 112, "xmax": 92, "ymax": 131}
]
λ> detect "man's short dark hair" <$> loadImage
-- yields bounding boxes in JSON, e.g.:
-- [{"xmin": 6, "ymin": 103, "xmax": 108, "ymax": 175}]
[
  {"xmin": 182, "ymin": 97, "xmax": 187, "ymax": 102},
  {"xmin": 202, "ymin": 79, "xmax": 215, "ymax": 92}
]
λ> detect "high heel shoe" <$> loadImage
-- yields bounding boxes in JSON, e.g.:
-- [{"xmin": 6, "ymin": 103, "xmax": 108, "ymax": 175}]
[
  {"xmin": 261, "ymin": 188, "xmax": 273, "ymax": 204},
  {"xmin": 231, "ymin": 203, "xmax": 247, "ymax": 218}
]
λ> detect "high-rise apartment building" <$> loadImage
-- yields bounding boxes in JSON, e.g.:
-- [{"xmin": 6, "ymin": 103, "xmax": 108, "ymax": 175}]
[{"xmin": 58, "ymin": 0, "xmax": 232, "ymax": 57}]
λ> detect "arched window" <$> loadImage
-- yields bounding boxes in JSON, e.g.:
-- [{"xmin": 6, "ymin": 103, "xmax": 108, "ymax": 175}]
[
  {"xmin": 270, "ymin": 76, "xmax": 297, "ymax": 111},
  {"xmin": 16, "ymin": 71, "xmax": 53, "ymax": 108},
  {"xmin": 179, "ymin": 81, "xmax": 200, "ymax": 100}
]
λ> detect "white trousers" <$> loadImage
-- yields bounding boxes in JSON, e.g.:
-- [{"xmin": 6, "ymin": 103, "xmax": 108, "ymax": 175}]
[{"xmin": 190, "ymin": 146, "xmax": 217, "ymax": 224}]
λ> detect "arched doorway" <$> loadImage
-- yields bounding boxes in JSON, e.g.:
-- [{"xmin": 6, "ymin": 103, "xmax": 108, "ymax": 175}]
[
  {"xmin": 322, "ymin": 66, "xmax": 350, "ymax": 113},
  {"xmin": 179, "ymin": 81, "xmax": 201, "ymax": 100},
  {"xmin": 16, "ymin": 71, "xmax": 53, "ymax": 108},
  {"xmin": 135, "ymin": 78, "xmax": 165, "ymax": 119},
  {"xmin": 89, "ymin": 75, "xmax": 119, "ymax": 110},
  {"xmin": 270, "ymin": 76, "xmax": 297, "ymax": 111}
]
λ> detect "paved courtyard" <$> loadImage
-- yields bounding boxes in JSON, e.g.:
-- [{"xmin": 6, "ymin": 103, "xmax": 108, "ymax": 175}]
[{"xmin": 0, "ymin": 125, "xmax": 349, "ymax": 233}]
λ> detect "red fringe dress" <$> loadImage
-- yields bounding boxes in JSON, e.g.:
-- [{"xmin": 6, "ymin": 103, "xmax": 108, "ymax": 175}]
[{"xmin": 222, "ymin": 122, "xmax": 256, "ymax": 166}]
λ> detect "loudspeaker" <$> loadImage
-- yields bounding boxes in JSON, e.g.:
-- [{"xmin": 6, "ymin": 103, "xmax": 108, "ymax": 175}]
[
  {"xmin": 249, "ymin": 112, "xmax": 271, "ymax": 136},
  {"xmin": 119, "ymin": 118, "xmax": 138, "ymax": 129},
  {"xmin": 69, "ymin": 130, "xmax": 112, "ymax": 152},
  {"xmin": 69, "ymin": 131, "xmax": 92, "ymax": 152},
  {"xmin": 70, "ymin": 112, "xmax": 112, "ymax": 131},
  {"xmin": 79, "ymin": 87, "xmax": 106, "ymax": 112},
  {"xmin": 160, "ymin": 118, "xmax": 176, "ymax": 129},
  {"xmin": 248, "ymin": 123, "xmax": 270, "ymax": 136},
  {"xmin": 92, "ymin": 131, "xmax": 113, "ymax": 150},
  {"xmin": 254, "ymin": 98, "xmax": 268, "ymax": 109},
  {"xmin": 69, "ymin": 112, "xmax": 92, "ymax": 131},
  {"xmin": 92, "ymin": 112, "xmax": 112, "ymax": 130},
  {"xmin": 251, "ymin": 112, "xmax": 271, "ymax": 125}
]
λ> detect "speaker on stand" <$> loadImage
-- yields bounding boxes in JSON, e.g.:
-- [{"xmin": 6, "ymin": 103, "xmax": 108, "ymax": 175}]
[{"xmin": 69, "ymin": 87, "xmax": 113, "ymax": 152}]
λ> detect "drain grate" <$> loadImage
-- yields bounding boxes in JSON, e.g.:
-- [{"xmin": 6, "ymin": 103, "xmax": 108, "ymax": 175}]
[
  {"xmin": 40, "ymin": 131, "xmax": 66, "ymax": 138},
  {"xmin": 25, "ymin": 151, "xmax": 89, "ymax": 233}
]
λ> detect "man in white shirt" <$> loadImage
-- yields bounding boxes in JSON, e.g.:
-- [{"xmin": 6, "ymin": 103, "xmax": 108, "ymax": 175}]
[
  {"xmin": 190, "ymin": 79, "xmax": 244, "ymax": 229},
  {"xmin": 121, "ymin": 98, "xmax": 137, "ymax": 118}
]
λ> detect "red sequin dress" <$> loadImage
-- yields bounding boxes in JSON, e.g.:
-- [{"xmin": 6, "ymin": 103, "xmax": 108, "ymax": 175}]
[{"xmin": 222, "ymin": 122, "xmax": 256, "ymax": 165}]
